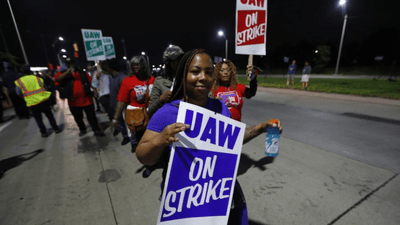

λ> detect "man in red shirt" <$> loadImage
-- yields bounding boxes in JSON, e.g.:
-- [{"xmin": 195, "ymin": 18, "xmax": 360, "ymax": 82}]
[{"xmin": 55, "ymin": 59, "xmax": 105, "ymax": 137}]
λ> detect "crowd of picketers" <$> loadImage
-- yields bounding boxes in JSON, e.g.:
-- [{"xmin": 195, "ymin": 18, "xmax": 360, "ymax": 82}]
[{"xmin": 1, "ymin": 46, "xmax": 283, "ymax": 225}]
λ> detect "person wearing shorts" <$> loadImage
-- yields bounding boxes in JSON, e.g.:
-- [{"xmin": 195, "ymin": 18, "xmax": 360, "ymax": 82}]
[{"xmin": 301, "ymin": 61, "xmax": 312, "ymax": 89}]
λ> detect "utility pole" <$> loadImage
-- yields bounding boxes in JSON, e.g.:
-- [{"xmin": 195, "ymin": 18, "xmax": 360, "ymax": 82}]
[{"xmin": 7, "ymin": 0, "xmax": 29, "ymax": 65}]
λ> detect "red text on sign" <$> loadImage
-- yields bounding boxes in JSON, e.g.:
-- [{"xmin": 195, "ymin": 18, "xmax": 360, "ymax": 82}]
[{"xmin": 240, "ymin": 0, "xmax": 265, "ymax": 8}]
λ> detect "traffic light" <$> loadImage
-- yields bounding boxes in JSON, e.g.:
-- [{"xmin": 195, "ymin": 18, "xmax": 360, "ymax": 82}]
[
  {"xmin": 73, "ymin": 42, "xmax": 79, "ymax": 58},
  {"xmin": 73, "ymin": 42, "xmax": 79, "ymax": 52}
]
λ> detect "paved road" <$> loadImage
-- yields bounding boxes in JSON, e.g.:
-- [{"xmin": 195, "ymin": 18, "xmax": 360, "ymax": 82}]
[{"xmin": 0, "ymin": 90, "xmax": 399, "ymax": 225}]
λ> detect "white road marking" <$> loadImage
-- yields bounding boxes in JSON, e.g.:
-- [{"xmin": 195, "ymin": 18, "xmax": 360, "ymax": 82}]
[{"xmin": 0, "ymin": 121, "xmax": 12, "ymax": 133}]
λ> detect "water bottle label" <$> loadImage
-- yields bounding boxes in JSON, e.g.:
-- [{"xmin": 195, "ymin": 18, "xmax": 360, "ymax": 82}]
[{"xmin": 266, "ymin": 138, "xmax": 280, "ymax": 154}]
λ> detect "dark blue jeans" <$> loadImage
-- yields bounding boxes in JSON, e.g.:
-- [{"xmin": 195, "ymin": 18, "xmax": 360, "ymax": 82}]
[{"xmin": 30, "ymin": 100, "xmax": 59, "ymax": 134}]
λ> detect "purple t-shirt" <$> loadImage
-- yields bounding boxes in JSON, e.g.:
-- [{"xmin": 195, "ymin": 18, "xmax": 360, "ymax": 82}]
[{"xmin": 148, "ymin": 97, "xmax": 231, "ymax": 133}]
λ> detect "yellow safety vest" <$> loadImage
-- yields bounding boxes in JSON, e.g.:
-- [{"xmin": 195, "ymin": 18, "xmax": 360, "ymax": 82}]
[{"xmin": 15, "ymin": 75, "xmax": 51, "ymax": 107}]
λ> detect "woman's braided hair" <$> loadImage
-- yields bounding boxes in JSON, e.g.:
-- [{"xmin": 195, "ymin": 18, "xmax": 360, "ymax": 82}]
[
  {"xmin": 169, "ymin": 49, "xmax": 212, "ymax": 103},
  {"xmin": 211, "ymin": 60, "xmax": 238, "ymax": 96}
]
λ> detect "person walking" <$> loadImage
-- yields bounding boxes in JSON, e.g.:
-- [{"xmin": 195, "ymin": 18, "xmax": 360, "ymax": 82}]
[
  {"xmin": 301, "ymin": 61, "xmax": 312, "ymax": 89},
  {"xmin": 2, "ymin": 64, "xmax": 31, "ymax": 119},
  {"xmin": 105, "ymin": 58, "xmax": 130, "ymax": 145},
  {"xmin": 87, "ymin": 63, "xmax": 103, "ymax": 113},
  {"xmin": 143, "ymin": 45, "xmax": 184, "ymax": 178},
  {"xmin": 287, "ymin": 60, "xmax": 297, "ymax": 86},
  {"xmin": 15, "ymin": 65, "xmax": 61, "ymax": 137},
  {"xmin": 135, "ymin": 49, "xmax": 282, "ymax": 225},
  {"xmin": 148, "ymin": 45, "xmax": 184, "ymax": 117},
  {"xmin": 55, "ymin": 59, "xmax": 105, "ymax": 137},
  {"xmin": 110, "ymin": 55, "xmax": 155, "ymax": 152},
  {"xmin": 92, "ymin": 61, "xmax": 111, "ymax": 119},
  {"xmin": 0, "ymin": 75, "xmax": 11, "ymax": 123},
  {"xmin": 211, "ymin": 60, "xmax": 257, "ymax": 122}
]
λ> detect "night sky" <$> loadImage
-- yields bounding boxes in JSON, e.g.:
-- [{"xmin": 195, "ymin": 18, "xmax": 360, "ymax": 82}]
[{"xmin": 1, "ymin": 0, "xmax": 399, "ymax": 68}]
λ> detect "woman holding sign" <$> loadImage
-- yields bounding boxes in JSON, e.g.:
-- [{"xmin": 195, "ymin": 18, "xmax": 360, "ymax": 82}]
[
  {"xmin": 211, "ymin": 60, "xmax": 257, "ymax": 121},
  {"xmin": 136, "ymin": 49, "xmax": 282, "ymax": 225}
]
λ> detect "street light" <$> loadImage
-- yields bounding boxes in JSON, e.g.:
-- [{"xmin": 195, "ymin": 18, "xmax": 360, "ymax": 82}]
[
  {"xmin": 52, "ymin": 36, "xmax": 64, "ymax": 66},
  {"xmin": 315, "ymin": 50, "xmax": 319, "ymax": 53},
  {"xmin": 123, "ymin": 56, "xmax": 127, "ymax": 60},
  {"xmin": 141, "ymin": 52, "xmax": 145, "ymax": 55},
  {"xmin": 218, "ymin": 30, "xmax": 228, "ymax": 60},
  {"xmin": 61, "ymin": 49, "xmax": 66, "ymax": 52},
  {"xmin": 335, "ymin": 0, "xmax": 348, "ymax": 74},
  {"xmin": 169, "ymin": 44, "xmax": 172, "ymax": 47},
  {"xmin": 62, "ymin": 55, "xmax": 67, "ymax": 58}
]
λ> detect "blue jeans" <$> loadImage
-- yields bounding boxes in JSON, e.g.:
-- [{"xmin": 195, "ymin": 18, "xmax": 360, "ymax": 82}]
[{"xmin": 130, "ymin": 130, "xmax": 144, "ymax": 147}]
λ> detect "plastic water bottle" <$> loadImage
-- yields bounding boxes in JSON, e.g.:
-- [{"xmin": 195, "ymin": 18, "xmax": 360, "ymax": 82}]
[{"xmin": 265, "ymin": 119, "xmax": 280, "ymax": 157}]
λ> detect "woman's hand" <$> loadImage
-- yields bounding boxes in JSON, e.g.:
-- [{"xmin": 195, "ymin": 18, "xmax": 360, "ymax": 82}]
[
  {"xmin": 158, "ymin": 123, "xmax": 190, "ymax": 146},
  {"xmin": 243, "ymin": 119, "xmax": 283, "ymax": 144},
  {"xmin": 136, "ymin": 123, "xmax": 190, "ymax": 165},
  {"xmin": 110, "ymin": 119, "xmax": 118, "ymax": 131},
  {"xmin": 159, "ymin": 90, "xmax": 172, "ymax": 103},
  {"xmin": 246, "ymin": 65, "xmax": 254, "ymax": 81},
  {"xmin": 260, "ymin": 119, "xmax": 283, "ymax": 133},
  {"xmin": 246, "ymin": 65, "xmax": 254, "ymax": 74}
]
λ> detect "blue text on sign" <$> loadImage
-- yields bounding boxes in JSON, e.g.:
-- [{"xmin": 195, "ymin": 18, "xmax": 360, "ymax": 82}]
[{"xmin": 184, "ymin": 109, "xmax": 241, "ymax": 150}]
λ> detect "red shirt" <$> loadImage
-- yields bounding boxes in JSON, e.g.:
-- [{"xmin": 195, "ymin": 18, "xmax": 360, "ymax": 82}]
[
  {"xmin": 117, "ymin": 75, "xmax": 155, "ymax": 107},
  {"xmin": 54, "ymin": 72, "xmax": 61, "ymax": 86},
  {"xmin": 213, "ymin": 84, "xmax": 246, "ymax": 121},
  {"xmin": 54, "ymin": 71, "xmax": 93, "ymax": 107}
]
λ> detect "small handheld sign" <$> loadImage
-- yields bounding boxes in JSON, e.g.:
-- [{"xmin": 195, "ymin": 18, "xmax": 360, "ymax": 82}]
[
  {"xmin": 103, "ymin": 36, "xmax": 116, "ymax": 60},
  {"xmin": 157, "ymin": 102, "xmax": 246, "ymax": 225},
  {"xmin": 81, "ymin": 29, "xmax": 106, "ymax": 61}
]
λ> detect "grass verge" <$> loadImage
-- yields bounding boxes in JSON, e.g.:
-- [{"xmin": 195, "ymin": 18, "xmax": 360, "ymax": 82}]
[{"xmin": 237, "ymin": 77, "xmax": 400, "ymax": 99}]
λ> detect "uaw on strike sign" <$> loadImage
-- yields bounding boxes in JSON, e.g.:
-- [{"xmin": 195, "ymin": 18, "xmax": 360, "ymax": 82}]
[
  {"xmin": 157, "ymin": 102, "xmax": 246, "ymax": 225},
  {"xmin": 236, "ymin": 0, "xmax": 267, "ymax": 55},
  {"xmin": 81, "ymin": 29, "xmax": 106, "ymax": 61}
]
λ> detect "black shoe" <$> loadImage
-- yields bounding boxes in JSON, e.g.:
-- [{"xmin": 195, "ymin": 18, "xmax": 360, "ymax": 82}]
[
  {"xmin": 131, "ymin": 144, "xmax": 137, "ymax": 153},
  {"xmin": 41, "ymin": 133, "xmax": 49, "ymax": 138},
  {"xmin": 113, "ymin": 129, "xmax": 121, "ymax": 137},
  {"xmin": 142, "ymin": 168, "xmax": 153, "ymax": 178},
  {"xmin": 94, "ymin": 130, "xmax": 105, "ymax": 137},
  {"xmin": 121, "ymin": 137, "xmax": 130, "ymax": 146},
  {"xmin": 54, "ymin": 129, "xmax": 62, "ymax": 134},
  {"xmin": 79, "ymin": 130, "xmax": 87, "ymax": 137}
]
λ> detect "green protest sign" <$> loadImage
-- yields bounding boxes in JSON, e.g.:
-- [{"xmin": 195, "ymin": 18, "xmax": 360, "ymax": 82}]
[
  {"xmin": 103, "ymin": 36, "xmax": 116, "ymax": 59},
  {"xmin": 81, "ymin": 29, "xmax": 106, "ymax": 61}
]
